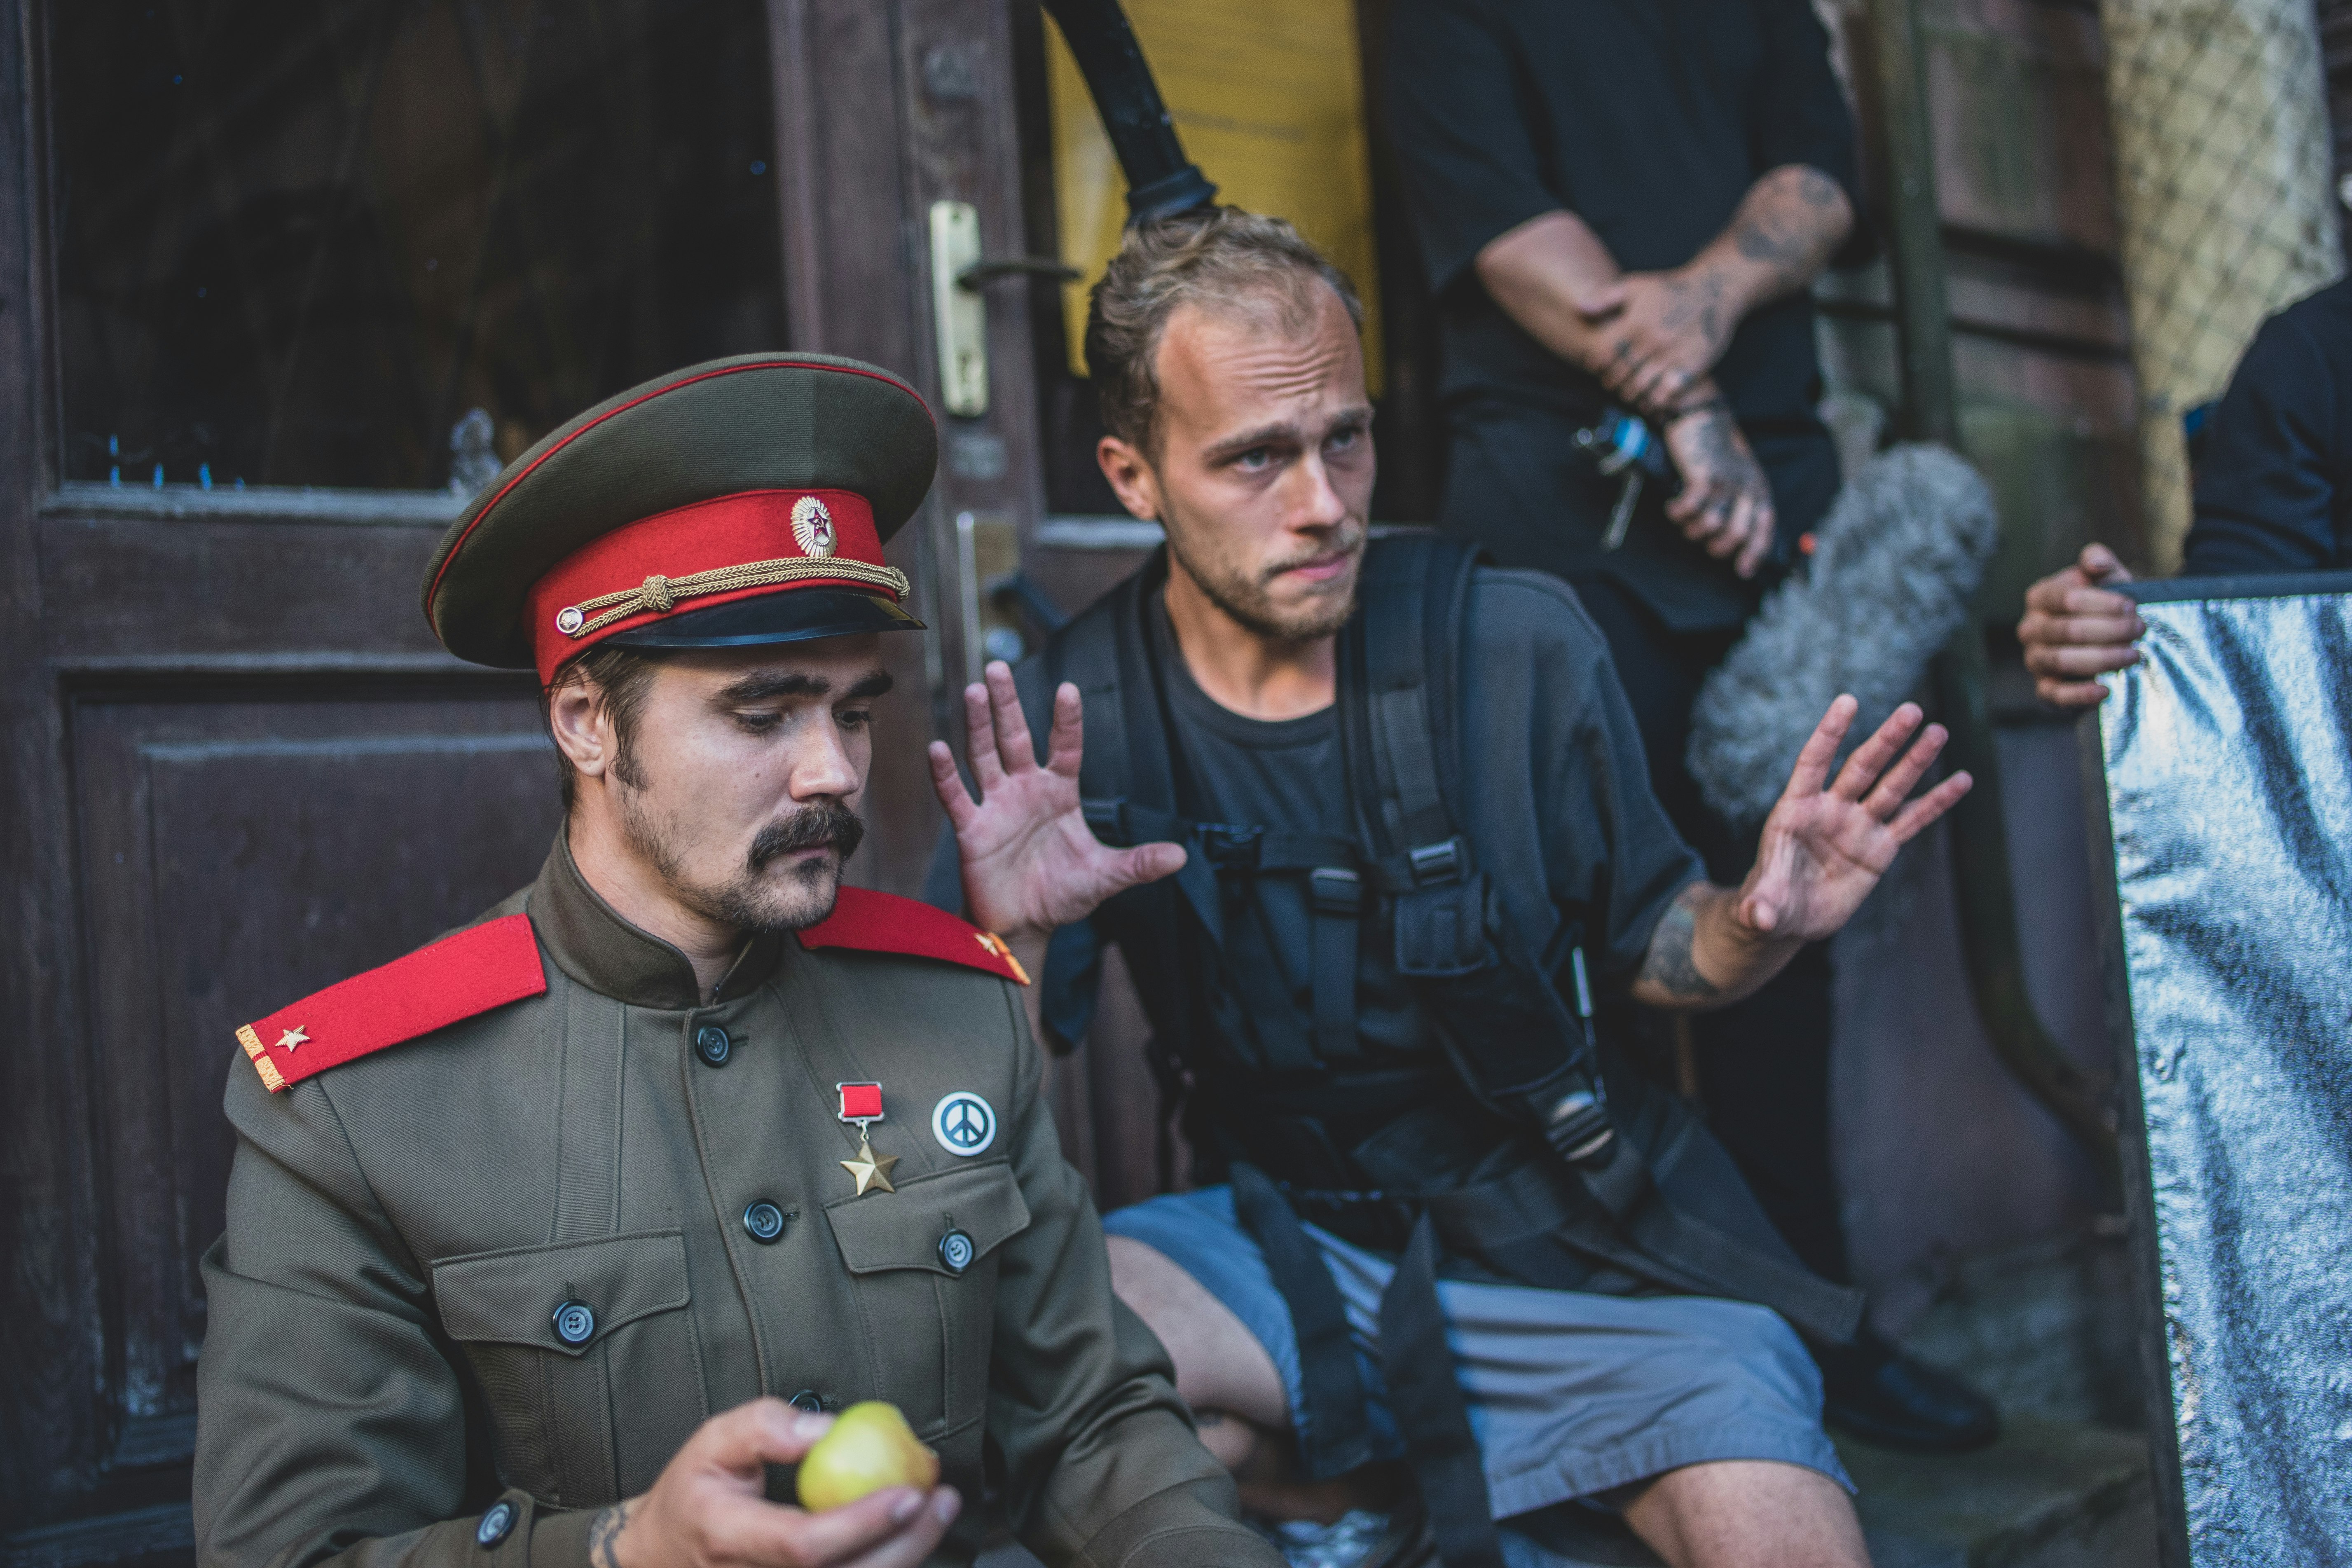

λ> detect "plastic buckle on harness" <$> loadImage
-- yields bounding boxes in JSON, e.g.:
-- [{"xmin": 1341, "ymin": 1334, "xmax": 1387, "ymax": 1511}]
[
  {"xmin": 1407, "ymin": 838, "xmax": 1465, "ymax": 886},
  {"xmin": 1542, "ymin": 1082, "xmax": 1616, "ymax": 1164},
  {"xmin": 1081, "ymin": 798, "xmax": 1126, "ymax": 840},
  {"xmin": 1308, "ymin": 867, "xmax": 1362, "ymax": 915},
  {"xmin": 1198, "ymin": 823, "xmax": 1265, "ymax": 868}
]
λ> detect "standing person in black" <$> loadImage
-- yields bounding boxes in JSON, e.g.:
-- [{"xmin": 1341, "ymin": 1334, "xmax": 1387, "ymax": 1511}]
[
  {"xmin": 1385, "ymin": 0, "xmax": 1996, "ymax": 1451},
  {"xmin": 2020, "ymin": 275, "xmax": 2352, "ymax": 705}
]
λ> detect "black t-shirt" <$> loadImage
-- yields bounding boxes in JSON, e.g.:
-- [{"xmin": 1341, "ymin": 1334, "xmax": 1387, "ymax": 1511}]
[
  {"xmin": 1150, "ymin": 596, "xmax": 1430, "ymax": 1066},
  {"xmin": 1383, "ymin": 0, "xmax": 1861, "ymax": 429},
  {"xmin": 2187, "ymin": 276, "xmax": 2352, "ymax": 573},
  {"xmin": 922, "ymin": 564, "xmax": 1706, "ymax": 1086}
]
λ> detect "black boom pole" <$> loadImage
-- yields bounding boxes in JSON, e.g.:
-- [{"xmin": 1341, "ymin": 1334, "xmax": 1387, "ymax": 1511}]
[{"xmin": 1039, "ymin": 0, "xmax": 1218, "ymax": 223}]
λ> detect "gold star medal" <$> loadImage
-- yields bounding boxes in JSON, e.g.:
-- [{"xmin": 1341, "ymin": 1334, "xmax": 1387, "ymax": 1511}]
[{"xmin": 837, "ymin": 1081, "xmax": 896, "ymax": 1196}]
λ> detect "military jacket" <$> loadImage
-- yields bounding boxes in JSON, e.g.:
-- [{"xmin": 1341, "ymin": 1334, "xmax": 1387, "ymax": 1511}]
[{"xmin": 194, "ymin": 837, "xmax": 1276, "ymax": 1568}]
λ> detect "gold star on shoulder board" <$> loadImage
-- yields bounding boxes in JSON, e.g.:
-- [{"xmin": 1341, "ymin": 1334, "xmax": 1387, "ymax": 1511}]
[
  {"xmin": 276, "ymin": 1026, "xmax": 310, "ymax": 1051},
  {"xmin": 841, "ymin": 1131, "xmax": 898, "ymax": 1196}
]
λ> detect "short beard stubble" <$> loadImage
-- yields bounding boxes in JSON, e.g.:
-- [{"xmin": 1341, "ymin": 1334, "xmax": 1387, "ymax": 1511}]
[
  {"xmin": 1160, "ymin": 491, "xmax": 1364, "ymax": 643},
  {"xmin": 618, "ymin": 768, "xmax": 867, "ymax": 935}
]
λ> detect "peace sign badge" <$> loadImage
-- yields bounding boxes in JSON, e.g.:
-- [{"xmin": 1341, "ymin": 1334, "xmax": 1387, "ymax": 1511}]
[{"xmin": 931, "ymin": 1091, "xmax": 997, "ymax": 1157}]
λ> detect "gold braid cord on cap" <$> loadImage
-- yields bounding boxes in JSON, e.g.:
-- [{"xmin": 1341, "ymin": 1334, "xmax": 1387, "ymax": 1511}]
[{"xmin": 559, "ymin": 557, "xmax": 910, "ymax": 639}]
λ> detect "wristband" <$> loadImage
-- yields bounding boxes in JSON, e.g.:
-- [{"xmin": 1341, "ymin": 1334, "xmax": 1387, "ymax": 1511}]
[{"xmin": 1669, "ymin": 397, "xmax": 1731, "ymax": 424}]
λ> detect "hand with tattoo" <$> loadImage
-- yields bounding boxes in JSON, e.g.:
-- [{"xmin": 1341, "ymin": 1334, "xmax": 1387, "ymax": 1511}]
[
  {"xmin": 1662, "ymin": 401, "xmax": 1776, "ymax": 577},
  {"xmin": 1632, "ymin": 698, "xmax": 1970, "ymax": 1009},
  {"xmin": 1581, "ymin": 267, "xmax": 1734, "ymax": 417},
  {"xmin": 596, "ymin": 1398, "xmax": 958, "ymax": 1568}
]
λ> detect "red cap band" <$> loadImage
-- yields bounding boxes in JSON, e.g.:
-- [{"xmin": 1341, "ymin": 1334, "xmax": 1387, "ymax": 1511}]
[{"xmin": 522, "ymin": 488, "xmax": 897, "ymax": 682}]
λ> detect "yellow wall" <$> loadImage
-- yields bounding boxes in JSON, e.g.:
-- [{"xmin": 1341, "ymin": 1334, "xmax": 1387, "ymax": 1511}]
[{"xmin": 1046, "ymin": 0, "xmax": 1385, "ymax": 393}]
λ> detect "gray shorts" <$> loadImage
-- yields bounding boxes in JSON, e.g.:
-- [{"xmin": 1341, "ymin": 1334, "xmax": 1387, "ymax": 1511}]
[{"xmin": 1103, "ymin": 1185, "xmax": 1849, "ymax": 1521}]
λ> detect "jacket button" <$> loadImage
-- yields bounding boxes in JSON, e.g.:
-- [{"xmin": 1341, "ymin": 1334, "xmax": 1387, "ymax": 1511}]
[
  {"xmin": 789, "ymin": 1389, "xmax": 825, "ymax": 1413},
  {"xmin": 551, "ymin": 1299, "xmax": 596, "ymax": 1346},
  {"xmin": 743, "ymin": 1201, "xmax": 787, "ymax": 1243},
  {"xmin": 938, "ymin": 1228, "xmax": 976, "ymax": 1275},
  {"xmin": 475, "ymin": 1501, "xmax": 517, "ymax": 1548},
  {"xmin": 694, "ymin": 1025, "xmax": 732, "ymax": 1067}
]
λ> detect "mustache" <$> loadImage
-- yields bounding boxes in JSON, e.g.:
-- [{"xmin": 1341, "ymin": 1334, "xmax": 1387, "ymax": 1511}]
[
  {"xmin": 747, "ymin": 802, "xmax": 865, "ymax": 871},
  {"xmin": 1260, "ymin": 524, "xmax": 1367, "ymax": 583}
]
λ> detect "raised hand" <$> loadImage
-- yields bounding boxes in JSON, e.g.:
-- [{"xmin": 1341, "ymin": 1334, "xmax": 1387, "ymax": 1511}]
[
  {"xmin": 927, "ymin": 661, "xmax": 1186, "ymax": 941},
  {"xmin": 1738, "ymin": 696, "xmax": 1973, "ymax": 942}
]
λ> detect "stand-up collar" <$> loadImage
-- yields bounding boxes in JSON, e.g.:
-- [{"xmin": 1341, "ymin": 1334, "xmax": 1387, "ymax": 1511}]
[{"xmin": 524, "ymin": 831, "xmax": 783, "ymax": 1010}]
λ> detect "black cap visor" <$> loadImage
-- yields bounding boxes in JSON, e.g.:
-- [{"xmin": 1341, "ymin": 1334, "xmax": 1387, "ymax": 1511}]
[{"xmin": 602, "ymin": 588, "xmax": 923, "ymax": 652}]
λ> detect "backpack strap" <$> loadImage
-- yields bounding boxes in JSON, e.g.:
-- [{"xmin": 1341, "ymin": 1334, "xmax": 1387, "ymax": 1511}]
[
  {"xmin": 1352, "ymin": 532, "xmax": 1477, "ymax": 865},
  {"xmin": 1339, "ymin": 539, "xmax": 1866, "ymax": 1343}
]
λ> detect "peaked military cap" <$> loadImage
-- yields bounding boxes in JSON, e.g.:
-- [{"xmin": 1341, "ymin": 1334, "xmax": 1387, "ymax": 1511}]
[{"xmin": 423, "ymin": 353, "xmax": 937, "ymax": 680}]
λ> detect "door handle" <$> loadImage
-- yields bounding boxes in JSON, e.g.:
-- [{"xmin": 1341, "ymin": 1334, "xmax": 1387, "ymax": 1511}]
[
  {"xmin": 929, "ymin": 201, "xmax": 989, "ymax": 417},
  {"xmin": 930, "ymin": 203, "xmax": 1084, "ymax": 418},
  {"xmin": 955, "ymin": 258, "xmax": 1080, "ymax": 289}
]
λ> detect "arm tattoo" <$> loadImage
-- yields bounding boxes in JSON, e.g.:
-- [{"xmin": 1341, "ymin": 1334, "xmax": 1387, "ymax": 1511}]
[
  {"xmin": 1639, "ymin": 887, "xmax": 1724, "ymax": 1000},
  {"xmin": 589, "ymin": 1501, "xmax": 634, "ymax": 1568},
  {"xmin": 1729, "ymin": 167, "xmax": 1846, "ymax": 286},
  {"xmin": 1795, "ymin": 166, "xmax": 1842, "ymax": 207},
  {"xmin": 1680, "ymin": 407, "xmax": 1765, "ymax": 497}
]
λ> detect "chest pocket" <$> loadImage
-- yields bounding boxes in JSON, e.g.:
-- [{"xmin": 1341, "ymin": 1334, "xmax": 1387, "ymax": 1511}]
[
  {"xmin": 822, "ymin": 1162, "xmax": 1029, "ymax": 1438},
  {"xmin": 433, "ymin": 1229, "xmax": 705, "ymax": 1507}
]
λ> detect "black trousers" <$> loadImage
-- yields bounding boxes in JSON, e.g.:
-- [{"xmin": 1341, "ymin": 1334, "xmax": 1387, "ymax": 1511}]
[{"xmin": 1441, "ymin": 408, "xmax": 1850, "ymax": 1283}]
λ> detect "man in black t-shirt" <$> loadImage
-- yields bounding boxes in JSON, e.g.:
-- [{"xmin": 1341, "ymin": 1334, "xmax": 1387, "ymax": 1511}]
[
  {"xmin": 2020, "ymin": 276, "xmax": 2352, "ymax": 706},
  {"xmin": 1381, "ymin": 2, "xmax": 1976, "ymax": 1448},
  {"xmin": 926, "ymin": 210, "xmax": 1971, "ymax": 1568}
]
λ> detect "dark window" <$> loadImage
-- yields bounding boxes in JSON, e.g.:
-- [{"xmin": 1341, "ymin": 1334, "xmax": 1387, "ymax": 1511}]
[{"xmin": 52, "ymin": 0, "xmax": 784, "ymax": 494}]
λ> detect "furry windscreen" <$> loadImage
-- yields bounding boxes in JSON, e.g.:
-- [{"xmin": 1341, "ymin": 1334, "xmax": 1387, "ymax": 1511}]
[{"xmin": 1686, "ymin": 444, "xmax": 1998, "ymax": 828}]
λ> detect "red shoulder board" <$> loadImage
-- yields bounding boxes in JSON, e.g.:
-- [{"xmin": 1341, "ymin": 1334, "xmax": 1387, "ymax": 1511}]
[
  {"xmin": 797, "ymin": 888, "xmax": 1030, "ymax": 985},
  {"xmin": 234, "ymin": 914, "xmax": 548, "ymax": 1094}
]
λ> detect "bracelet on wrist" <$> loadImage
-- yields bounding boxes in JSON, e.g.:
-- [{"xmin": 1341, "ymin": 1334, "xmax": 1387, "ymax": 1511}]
[{"xmin": 1668, "ymin": 397, "xmax": 1731, "ymax": 425}]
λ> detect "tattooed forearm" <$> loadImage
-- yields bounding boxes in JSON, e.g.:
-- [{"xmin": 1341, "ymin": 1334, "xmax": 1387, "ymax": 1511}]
[
  {"xmin": 1720, "ymin": 166, "xmax": 1850, "ymax": 301},
  {"xmin": 589, "ymin": 1500, "xmax": 634, "ymax": 1568},
  {"xmin": 1676, "ymin": 406, "xmax": 1748, "ymax": 476},
  {"xmin": 1669, "ymin": 404, "xmax": 1768, "ymax": 526},
  {"xmin": 1639, "ymin": 886, "xmax": 1725, "ymax": 1002}
]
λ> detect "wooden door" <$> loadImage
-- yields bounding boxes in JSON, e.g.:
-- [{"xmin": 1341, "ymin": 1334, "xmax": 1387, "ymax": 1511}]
[{"xmin": 0, "ymin": 1, "xmax": 1038, "ymax": 1557}]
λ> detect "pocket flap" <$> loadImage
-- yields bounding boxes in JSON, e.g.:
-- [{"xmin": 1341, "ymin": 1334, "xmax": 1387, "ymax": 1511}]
[
  {"xmin": 433, "ymin": 1229, "xmax": 690, "ymax": 1357},
  {"xmin": 824, "ymin": 1161, "xmax": 1029, "ymax": 1277}
]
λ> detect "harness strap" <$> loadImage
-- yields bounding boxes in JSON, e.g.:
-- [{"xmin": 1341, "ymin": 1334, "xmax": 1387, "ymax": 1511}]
[
  {"xmin": 1229, "ymin": 1164, "xmax": 1379, "ymax": 1479},
  {"xmin": 1310, "ymin": 869, "xmax": 1363, "ymax": 1066},
  {"xmin": 1380, "ymin": 1215, "xmax": 1507, "ymax": 1568}
]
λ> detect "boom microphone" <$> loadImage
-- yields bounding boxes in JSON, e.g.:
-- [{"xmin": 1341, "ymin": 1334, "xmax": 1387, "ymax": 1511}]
[
  {"xmin": 1039, "ymin": 0, "xmax": 1219, "ymax": 223},
  {"xmin": 1687, "ymin": 444, "xmax": 1999, "ymax": 828}
]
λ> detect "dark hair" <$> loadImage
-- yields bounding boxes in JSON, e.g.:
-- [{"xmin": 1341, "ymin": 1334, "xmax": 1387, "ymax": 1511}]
[
  {"xmin": 543, "ymin": 644, "xmax": 662, "ymax": 810},
  {"xmin": 1083, "ymin": 206, "xmax": 1363, "ymax": 454}
]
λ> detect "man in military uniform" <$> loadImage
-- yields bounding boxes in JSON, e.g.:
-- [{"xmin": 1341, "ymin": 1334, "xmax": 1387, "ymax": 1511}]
[{"xmin": 193, "ymin": 355, "xmax": 1285, "ymax": 1568}]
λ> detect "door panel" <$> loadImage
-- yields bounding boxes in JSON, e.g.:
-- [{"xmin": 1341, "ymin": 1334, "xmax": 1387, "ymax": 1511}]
[
  {"xmin": 42, "ymin": 512, "xmax": 456, "ymax": 661},
  {"xmin": 71, "ymin": 685, "xmax": 559, "ymax": 1449}
]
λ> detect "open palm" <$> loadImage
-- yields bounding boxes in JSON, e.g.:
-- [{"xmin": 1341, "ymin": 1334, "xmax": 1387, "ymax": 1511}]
[
  {"xmin": 1738, "ymin": 696, "xmax": 1973, "ymax": 942},
  {"xmin": 927, "ymin": 662, "xmax": 1185, "ymax": 940}
]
